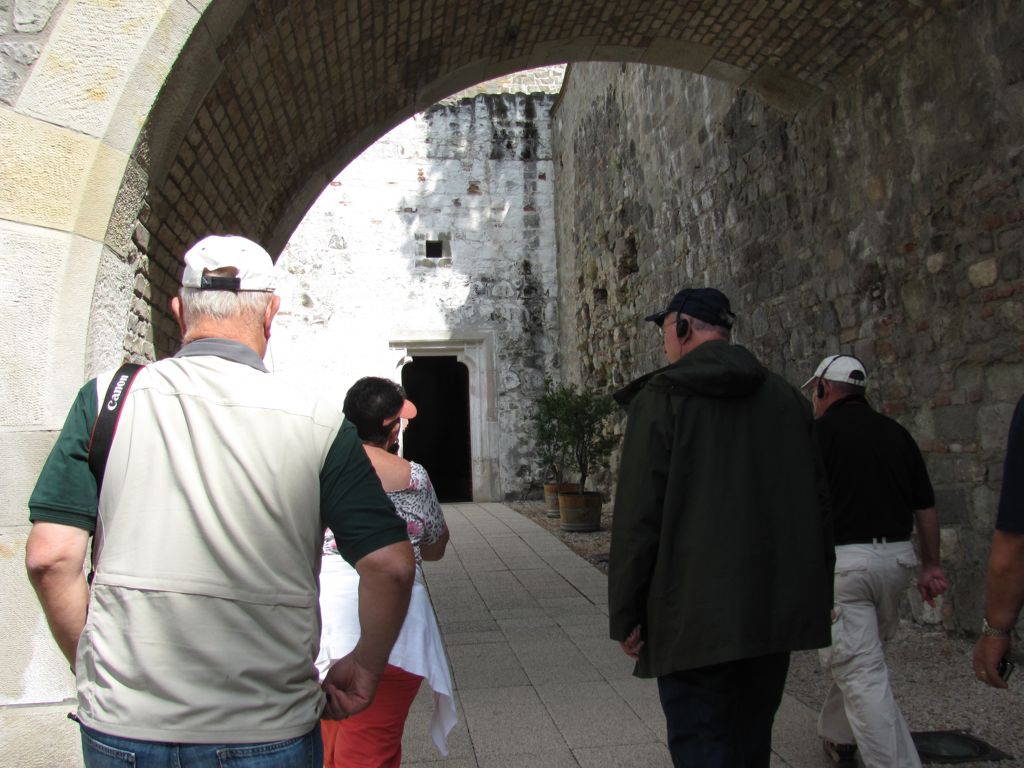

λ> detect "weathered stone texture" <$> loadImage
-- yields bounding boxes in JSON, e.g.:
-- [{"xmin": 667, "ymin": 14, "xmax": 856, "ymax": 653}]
[
  {"xmin": 552, "ymin": 0, "xmax": 1024, "ymax": 631},
  {"xmin": 442, "ymin": 66, "xmax": 565, "ymax": 102},
  {"xmin": 13, "ymin": 0, "xmax": 58, "ymax": 33},
  {"xmin": 0, "ymin": 702, "xmax": 82, "ymax": 767},
  {"xmin": 271, "ymin": 93, "xmax": 559, "ymax": 499},
  {"xmin": 0, "ymin": 39, "xmax": 38, "ymax": 65},
  {"xmin": 0, "ymin": 0, "xmax": 51, "ymax": 104},
  {"xmin": 0, "ymin": 53, "xmax": 16, "ymax": 103},
  {"xmin": 123, "ymin": 1, "xmax": 941, "ymax": 358}
]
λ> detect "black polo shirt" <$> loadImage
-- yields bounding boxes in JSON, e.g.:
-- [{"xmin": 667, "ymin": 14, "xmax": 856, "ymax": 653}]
[
  {"xmin": 996, "ymin": 395, "xmax": 1024, "ymax": 533},
  {"xmin": 816, "ymin": 394, "xmax": 935, "ymax": 544}
]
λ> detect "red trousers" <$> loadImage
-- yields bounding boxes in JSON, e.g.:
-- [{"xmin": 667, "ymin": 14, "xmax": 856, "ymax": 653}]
[{"xmin": 321, "ymin": 664, "xmax": 424, "ymax": 768}]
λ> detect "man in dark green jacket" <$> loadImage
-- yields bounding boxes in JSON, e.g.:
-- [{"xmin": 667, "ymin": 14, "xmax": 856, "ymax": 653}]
[{"xmin": 609, "ymin": 287, "xmax": 834, "ymax": 768}]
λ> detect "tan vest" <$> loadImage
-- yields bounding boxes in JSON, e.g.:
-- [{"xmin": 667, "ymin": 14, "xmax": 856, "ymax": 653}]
[{"xmin": 77, "ymin": 355, "xmax": 341, "ymax": 743}]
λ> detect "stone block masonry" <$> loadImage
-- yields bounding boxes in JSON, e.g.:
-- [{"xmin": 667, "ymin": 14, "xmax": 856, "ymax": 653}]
[
  {"xmin": 552, "ymin": 0, "xmax": 1024, "ymax": 632},
  {"xmin": 0, "ymin": 0, "xmax": 51, "ymax": 104},
  {"xmin": 271, "ymin": 92, "xmax": 561, "ymax": 501}
]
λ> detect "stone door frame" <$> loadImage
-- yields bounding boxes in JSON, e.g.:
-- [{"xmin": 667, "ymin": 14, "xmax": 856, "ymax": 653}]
[{"xmin": 389, "ymin": 332, "xmax": 500, "ymax": 502}]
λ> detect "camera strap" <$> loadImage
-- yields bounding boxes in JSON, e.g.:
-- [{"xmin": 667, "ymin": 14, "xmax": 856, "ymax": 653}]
[
  {"xmin": 85, "ymin": 363, "xmax": 143, "ymax": 587},
  {"xmin": 88, "ymin": 363, "xmax": 144, "ymax": 491}
]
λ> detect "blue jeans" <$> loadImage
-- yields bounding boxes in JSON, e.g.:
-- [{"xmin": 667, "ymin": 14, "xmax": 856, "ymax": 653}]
[
  {"xmin": 657, "ymin": 652, "xmax": 790, "ymax": 768},
  {"xmin": 80, "ymin": 724, "xmax": 323, "ymax": 768}
]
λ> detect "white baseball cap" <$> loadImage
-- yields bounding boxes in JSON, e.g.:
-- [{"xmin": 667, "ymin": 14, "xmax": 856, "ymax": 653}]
[
  {"xmin": 181, "ymin": 235, "xmax": 277, "ymax": 291},
  {"xmin": 803, "ymin": 354, "xmax": 868, "ymax": 389}
]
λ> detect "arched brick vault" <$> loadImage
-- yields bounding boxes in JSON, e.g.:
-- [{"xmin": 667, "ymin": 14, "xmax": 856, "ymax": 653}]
[{"xmin": 124, "ymin": 0, "xmax": 942, "ymax": 356}]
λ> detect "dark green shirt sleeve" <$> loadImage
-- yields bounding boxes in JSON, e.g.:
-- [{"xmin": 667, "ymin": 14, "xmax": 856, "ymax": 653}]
[
  {"xmin": 28, "ymin": 380, "xmax": 100, "ymax": 531},
  {"xmin": 320, "ymin": 420, "xmax": 408, "ymax": 565}
]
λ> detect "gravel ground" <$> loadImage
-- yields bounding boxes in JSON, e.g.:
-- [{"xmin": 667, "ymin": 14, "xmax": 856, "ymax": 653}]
[
  {"xmin": 509, "ymin": 500, "xmax": 612, "ymax": 573},
  {"xmin": 786, "ymin": 630, "xmax": 1019, "ymax": 768},
  {"xmin": 789, "ymin": 631, "xmax": 1024, "ymax": 766},
  {"xmin": 509, "ymin": 500, "xmax": 1024, "ymax": 765}
]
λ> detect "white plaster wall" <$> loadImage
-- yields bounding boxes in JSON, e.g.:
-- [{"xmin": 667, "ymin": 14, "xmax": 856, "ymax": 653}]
[{"xmin": 272, "ymin": 93, "xmax": 561, "ymax": 499}]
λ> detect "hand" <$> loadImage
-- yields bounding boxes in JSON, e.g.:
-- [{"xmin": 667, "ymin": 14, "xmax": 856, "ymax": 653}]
[
  {"xmin": 973, "ymin": 635, "xmax": 1011, "ymax": 689},
  {"xmin": 917, "ymin": 564, "xmax": 949, "ymax": 607},
  {"xmin": 321, "ymin": 652, "xmax": 382, "ymax": 719},
  {"xmin": 619, "ymin": 625, "xmax": 644, "ymax": 660}
]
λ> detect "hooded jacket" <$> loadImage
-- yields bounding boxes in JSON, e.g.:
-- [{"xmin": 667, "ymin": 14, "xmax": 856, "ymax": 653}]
[{"xmin": 608, "ymin": 340, "xmax": 834, "ymax": 677}]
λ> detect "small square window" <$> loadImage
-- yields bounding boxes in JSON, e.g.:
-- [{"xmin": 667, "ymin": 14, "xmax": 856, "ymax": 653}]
[{"xmin": 425, "ymin": 240, "xmax": 443, "ymax": 259}]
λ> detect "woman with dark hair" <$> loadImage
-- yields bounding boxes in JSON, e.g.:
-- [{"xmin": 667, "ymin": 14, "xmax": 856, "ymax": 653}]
[{"xmin": 316, "ymin": 376, "xmax": 455, "ymax": 768}]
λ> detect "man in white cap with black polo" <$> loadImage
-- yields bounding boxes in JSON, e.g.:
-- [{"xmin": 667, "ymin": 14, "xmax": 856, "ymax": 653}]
[
  {"xmin": 26, "ymin": 235, "xmax": 414, "ymax": 767},
  {"xmin": 805, "ymin": 354, "xmax": 948, "ymax": 768}
]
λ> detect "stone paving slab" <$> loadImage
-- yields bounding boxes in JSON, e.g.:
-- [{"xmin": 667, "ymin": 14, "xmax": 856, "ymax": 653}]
[
  {"xmin": 459, "ymin": 686, "xmax": 571, "ymax": 758},
  {"xmin": 573, "ymin": 743, "xmax": 673, "ymax": 767},
  {"xmin": 447, "ymin": 641, "xmax": 531, "ymax": 690},
  {"xmin": 533, "ymin": 679, "xmax": 661, "ymax": 750},
  {"xmin": 404, "ymin": 502, "xmax": 831, "ymax": 768}
]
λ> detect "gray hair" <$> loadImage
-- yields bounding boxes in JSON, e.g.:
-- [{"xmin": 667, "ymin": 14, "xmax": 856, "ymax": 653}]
[
  {"xmin": 178, "ymin": 285, "xmax": 273, "ymax": 327},
  {"xmin": 828, "ymin": 380, "xmax": 865, "ymax": 398},
  {"xmin": 690, "ymin": 316, "xmax": 732, "ymax": 340}
]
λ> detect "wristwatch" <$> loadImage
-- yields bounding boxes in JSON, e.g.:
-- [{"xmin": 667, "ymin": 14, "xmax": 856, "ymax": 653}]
[{"xmin": 981, "ymin": 617, "xmax": 1012, "ymax": 639}]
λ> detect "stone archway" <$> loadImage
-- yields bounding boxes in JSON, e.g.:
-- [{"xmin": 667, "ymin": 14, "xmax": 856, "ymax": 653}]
[
  {"xmin": 1, "ymin": 2, "xmax": 942, "ymax": 411},
  {"xmin": 1, "ymin": 2, "xmax": 974, "ymax": 764},
  {"xmin": 98, "ymin": 1, "xmax": 942, "ymax": 364}
]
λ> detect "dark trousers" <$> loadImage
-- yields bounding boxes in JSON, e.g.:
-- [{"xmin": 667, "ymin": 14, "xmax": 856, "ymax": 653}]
[{"xmin": 657, "ymin": 651, "xmax": 791, "ymax": 768}]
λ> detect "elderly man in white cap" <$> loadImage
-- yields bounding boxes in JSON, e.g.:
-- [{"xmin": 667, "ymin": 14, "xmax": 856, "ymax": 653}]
[
  {"xmin": 26, "ymin": 235, "xmax": 414, "ymax": 767},
  {"xmin": 805, "ymin": 354, "xmax": 948, "ymax": 768}
]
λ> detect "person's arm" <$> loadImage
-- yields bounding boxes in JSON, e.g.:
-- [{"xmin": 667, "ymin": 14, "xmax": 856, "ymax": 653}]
[
  {"xmin": 973, "ymin": 395, "xmax": 1024, "ymax": 688},
  {"xmin": 319, "ymin": 422, "xmax": 415, "ymax": 718},
  {"xmin": 419, "ymin": 524, "xmax": 449, "ymax": 561},
  {"xmin": 352, "ymin": 541, "xmax": 416, "ymax": 671},
  {"xmin": 322, "ymin": 540, "xmax": 415, "ymax": 716},
  {"xmin": 973, "ymin": 530, "xmax": 1024, "ymax": 689},
  {"xmin": 914, "ymin": 506, "xmax": 948, "ymax": 606},
  {"xmin": 25, "ymin": 381, "xmax": 100, "ymax": 671},
  {"xmin": 407, "ymin": 462, "xmax": 448, "ymax": 561},
  {"xmin": 25, "ymin": 523, "xmax": 91, "ymax": 670}
]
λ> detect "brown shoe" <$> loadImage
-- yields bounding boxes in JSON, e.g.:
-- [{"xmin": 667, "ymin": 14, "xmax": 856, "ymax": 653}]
[{"xmin": 822, "ymin": 739, "xmax": 857, "ymax": 767}]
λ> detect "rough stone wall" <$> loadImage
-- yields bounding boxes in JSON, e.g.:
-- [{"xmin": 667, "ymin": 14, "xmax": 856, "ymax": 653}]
[
  {"xmin": 105, "ymin": 1, "xmax": 946, "ymax": 374},
  {"xmin": 272, "ymin": 92, "xmax": 560, "ymax": 499},
  {"xmin": 552, "ymin": 0, "xmax": 1024, "ymax": 631},
  {"xmin": 442, "ymin": 65, "xmax": 566, "ymax": 103},
  {"xmin": 0, "ymin": 0, "xmax": 54, "ymax": 104},
  {"xmin": 113, "ymin": 70, "xmax": 568, "ymax": 372}
]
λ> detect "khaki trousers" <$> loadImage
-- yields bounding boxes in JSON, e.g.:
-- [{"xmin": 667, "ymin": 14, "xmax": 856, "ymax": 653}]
[{"xmin": 817, "ymin": 541, "xmax": 921, "ymax": 768}]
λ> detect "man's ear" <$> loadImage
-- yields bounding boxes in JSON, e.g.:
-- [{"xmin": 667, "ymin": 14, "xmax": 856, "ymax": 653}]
[
  {"xmin": 264, "ymin": 295, "xmax": 281, "ymax": 339},
  {"xmin": 170, "ymin": 296, "xmax": 187, "ymax": 337}
]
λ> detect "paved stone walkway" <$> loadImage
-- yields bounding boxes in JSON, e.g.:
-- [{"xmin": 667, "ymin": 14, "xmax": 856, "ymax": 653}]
[{"xmin": 402, "ymin": 502, "xmax": 833, "ymax": 767}]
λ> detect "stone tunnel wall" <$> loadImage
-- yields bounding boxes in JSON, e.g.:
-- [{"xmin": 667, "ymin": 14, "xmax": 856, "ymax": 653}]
[{"xmin": 551, "ymin": 0, "xmax": 1024, "ymax": 631}]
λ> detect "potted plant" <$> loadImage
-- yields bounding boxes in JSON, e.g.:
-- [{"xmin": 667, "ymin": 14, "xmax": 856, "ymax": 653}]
[
  {"xmin": 554, "ymin": 385, "xmax": 619, "ymax": 532},
  {"xmin": 532, "ymin": 380, "xmax": 580, "ymax": 517}
]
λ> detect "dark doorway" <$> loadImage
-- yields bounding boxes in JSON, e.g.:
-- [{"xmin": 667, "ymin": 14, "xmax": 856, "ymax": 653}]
[{"xmin": 401, "ymin": 356, "xmax": 472, "ymax": 502}]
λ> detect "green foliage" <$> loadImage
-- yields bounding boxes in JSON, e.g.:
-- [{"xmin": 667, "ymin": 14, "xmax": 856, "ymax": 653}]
[
  {"xmin": 531, "ymin": 379, "xmax": 574, "ymax": 483},
  {"xmin": 531, "ymin": 379, "xmax": 620, "ymax": 491}
]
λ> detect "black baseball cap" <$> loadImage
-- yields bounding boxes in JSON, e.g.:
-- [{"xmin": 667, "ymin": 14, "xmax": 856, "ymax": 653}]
[{"xmin": 644, "ymin": 287, "xmax": 735, "ymax": 329}]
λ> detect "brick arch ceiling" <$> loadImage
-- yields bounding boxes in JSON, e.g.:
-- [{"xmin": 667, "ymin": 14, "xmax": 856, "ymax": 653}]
[{"xmin": 134, "ymin": 0, "xmax": 938, "ymax": 300}]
